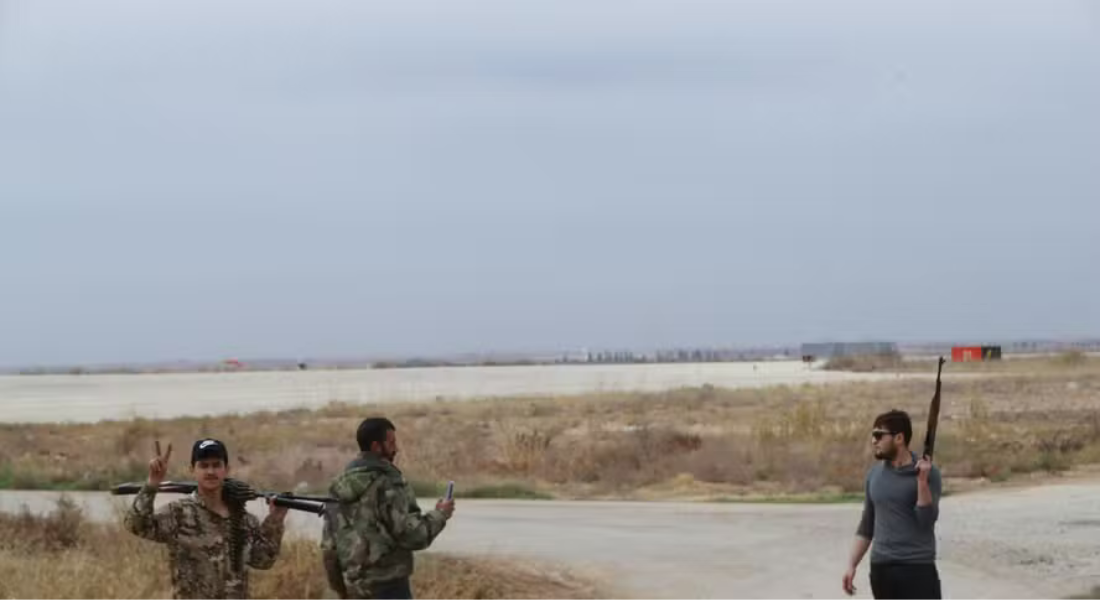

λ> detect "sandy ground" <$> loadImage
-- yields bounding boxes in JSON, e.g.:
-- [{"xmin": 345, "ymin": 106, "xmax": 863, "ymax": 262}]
[
  {"xmin": 4, "ymin": 481, "xmax": 1098, "ymax": 599},
  {"xmin": 0, "ymin": 361, "xmax": 922, "ymax": 424}
]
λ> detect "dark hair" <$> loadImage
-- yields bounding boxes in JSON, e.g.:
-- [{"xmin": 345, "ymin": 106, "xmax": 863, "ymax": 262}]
[
  {"xmin": 873, "ymin": 410, "xmax": 913, "ymax": 446},
  {"xmin": 357, "ymin": 417, "xmax": 396, "ymax": 452}
]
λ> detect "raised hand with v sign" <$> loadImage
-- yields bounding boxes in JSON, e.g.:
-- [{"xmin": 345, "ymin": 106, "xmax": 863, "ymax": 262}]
[{"xmin": 148, "ymin": 440, "xmax": 173, "ymax": 487}]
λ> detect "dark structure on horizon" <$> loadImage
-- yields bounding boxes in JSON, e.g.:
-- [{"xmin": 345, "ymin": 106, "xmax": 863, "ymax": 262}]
[{"xmin": 799, "ymin": 341, "xmax": 899, "ymax": 361}]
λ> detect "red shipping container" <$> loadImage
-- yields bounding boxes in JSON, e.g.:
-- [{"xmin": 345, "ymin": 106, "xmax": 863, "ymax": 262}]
[{"xmin": 952, "ymin": 346, "xmax": 983, "ymax": 362}]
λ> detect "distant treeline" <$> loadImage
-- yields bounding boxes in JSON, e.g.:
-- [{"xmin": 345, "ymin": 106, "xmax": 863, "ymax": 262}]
[
  {"xmin": 369, "ymin": 359, "xmax": 543, "ymax": 369},
  {"xmin": 371, "ymin": 351, "xmax": 789, "ymax": 369}
]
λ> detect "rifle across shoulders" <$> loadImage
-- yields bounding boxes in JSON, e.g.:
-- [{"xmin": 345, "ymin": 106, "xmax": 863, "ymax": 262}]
[{"xmin": 123, "ymin": 484, "xmax": 285, "ymax": 599}]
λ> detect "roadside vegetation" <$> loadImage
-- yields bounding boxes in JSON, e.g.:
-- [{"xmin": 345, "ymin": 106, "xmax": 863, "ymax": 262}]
[
  {"xmin": 2, "ymin": 356, "xmax": 1098, "ymax": 501},
  {"xmin": 0, "ymin": 496, "xmax": 602, "ymax": 599}
]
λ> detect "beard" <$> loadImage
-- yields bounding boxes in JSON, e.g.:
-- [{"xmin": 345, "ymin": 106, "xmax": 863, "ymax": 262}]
[{"xmin": 874, "ymin": 445, "xmax": 897, "ymax": 460}]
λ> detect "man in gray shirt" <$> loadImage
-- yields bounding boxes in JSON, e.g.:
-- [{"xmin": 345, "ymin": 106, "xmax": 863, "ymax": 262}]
[{"xmin": 842, "ymin": 409, "xmax": 942, "ymax": 599}]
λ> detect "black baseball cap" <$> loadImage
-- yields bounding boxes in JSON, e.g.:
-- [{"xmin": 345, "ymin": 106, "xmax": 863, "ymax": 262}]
[{"xmin": 191, "ymin": 438, "xmax": 229, "ymax": 465}]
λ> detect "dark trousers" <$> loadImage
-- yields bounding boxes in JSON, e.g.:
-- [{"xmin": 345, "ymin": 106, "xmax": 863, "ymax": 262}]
[
  {"xmin": 368, "ymin": 576, "xmax": 413, "ymax": 600},
  {"xmin": 870, "ymin": 563, "xmax": 942, "ymax": 599}
]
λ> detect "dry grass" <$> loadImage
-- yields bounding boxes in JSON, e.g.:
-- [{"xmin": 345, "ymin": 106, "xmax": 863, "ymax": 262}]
[
  {"xmin": 2, "ymin": 358, "xmax": 1100, "ymax": 499},
  {"xmin": 822, "ymin": 352, "xmax": 906, "ymax": 372},
  {"xmin": 0, "ymin": 497, "xmax": 601, "ymax": 599}
]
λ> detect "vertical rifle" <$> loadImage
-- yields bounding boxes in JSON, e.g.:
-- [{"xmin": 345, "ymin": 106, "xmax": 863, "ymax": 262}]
[{"xmin": 921, "ymin": 356, "xmax": 947, "ymax": 460}]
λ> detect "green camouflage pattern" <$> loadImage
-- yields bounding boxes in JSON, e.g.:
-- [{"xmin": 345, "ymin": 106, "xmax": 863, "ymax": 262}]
[
  {"xmin": 124, "ymin": 484, "xmax": 285, "ymax": 599},
  {"xmin": 321, "ymin": 452, "xmax": 448, "ymax": 598}
]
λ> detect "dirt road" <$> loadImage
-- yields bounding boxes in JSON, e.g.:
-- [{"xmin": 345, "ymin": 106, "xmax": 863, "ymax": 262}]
[
  {"xmin": 4, "ymin": 480, "xmax": 1097, "ymax": 599},
  {"xmin": 0, "ymin": 361, "xmax": 919, "ymax": 424}
]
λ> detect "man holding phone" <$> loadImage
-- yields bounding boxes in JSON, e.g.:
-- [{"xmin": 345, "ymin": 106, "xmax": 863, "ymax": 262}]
[{"xmin": 321, "ymin": 417, "xmax": 456, "ymax": 599}]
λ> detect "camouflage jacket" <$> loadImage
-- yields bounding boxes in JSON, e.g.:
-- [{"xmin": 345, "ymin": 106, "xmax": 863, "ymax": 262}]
[
  {"xmin": 124, "ymin": 484, "xmax": 285, "ymax": 599},
  {"xmin": 321, "ymin": 452, "xmax": 449, "ymax": 598}
]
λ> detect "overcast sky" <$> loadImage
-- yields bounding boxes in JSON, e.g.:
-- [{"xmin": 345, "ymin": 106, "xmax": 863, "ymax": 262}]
[{"xmin": 1, "ymin": 0, "xmax": 1098, "ymax": 366}]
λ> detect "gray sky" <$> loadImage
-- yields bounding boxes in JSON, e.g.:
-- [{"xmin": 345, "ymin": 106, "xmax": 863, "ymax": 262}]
[{"xmin": 1, "ymin": 0, "xmax": 1098, "ymax": 366}]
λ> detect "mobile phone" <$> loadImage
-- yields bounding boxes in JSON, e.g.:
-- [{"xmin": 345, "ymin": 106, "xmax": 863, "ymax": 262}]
[{"xmin": 444, "ymin": 480, "xmax": 455, "ymax": 501}]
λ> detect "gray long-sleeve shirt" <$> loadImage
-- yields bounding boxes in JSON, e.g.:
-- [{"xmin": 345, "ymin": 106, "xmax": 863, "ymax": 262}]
[{"xmin": 856, "ymin": 452, "xmax": 942, "ymax": 564}]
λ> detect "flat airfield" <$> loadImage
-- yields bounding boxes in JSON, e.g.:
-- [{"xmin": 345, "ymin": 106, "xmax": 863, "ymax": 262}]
[
  {"xmin": 0, "ymin": 360, "xmax": 913, "ymax": 423},
  {"xmin": 2, "ymin": 358, "xmax": 1098, "ymax": 598}
]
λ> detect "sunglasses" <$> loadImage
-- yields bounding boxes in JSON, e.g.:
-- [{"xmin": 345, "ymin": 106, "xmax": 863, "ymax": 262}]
[{"xmin": 871, "ymin": 429, "xmax": 893, "ymax": 440}]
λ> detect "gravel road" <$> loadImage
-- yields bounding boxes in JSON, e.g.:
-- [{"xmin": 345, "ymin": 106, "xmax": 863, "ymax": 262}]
[{"xmin": 3, "ymin": 480, "xmax": 1097, "ymax": 599}]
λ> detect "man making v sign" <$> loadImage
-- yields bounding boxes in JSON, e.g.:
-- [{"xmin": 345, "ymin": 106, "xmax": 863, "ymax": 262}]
[{"xmin": 124, "ymin": 439, "xmax": 288, "ymax": 599}]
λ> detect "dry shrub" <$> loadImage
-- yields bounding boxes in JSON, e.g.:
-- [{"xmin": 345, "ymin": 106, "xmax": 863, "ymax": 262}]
[
  {"xmin": 632, "ymin": 425, "xmax": 704, "ymax": 459},
  {"xmin": 539, "ymin": 425, "xmax": 703, "ymax": 489},
  {"xmin": 414, "ymin": 554, "xmax": 601, "ymax": 599},
  {"xmin": 0, "ymin": 495, "xmax": 84, "ymax": 552},
  {"xmin": 745, "ymin": 401, "xmax": 873, "ymax": 493},
  {"xmin": 1052, "ymin": 350, "xmax": 1088, "ymax": 367},
  {"xmin": 495, "ymin": 424, "xmax": 556, "ymax": 474},
  {"xmin": 0, "ymin": 498, "xmax": 601, "ymax": 599},
  {"xmin": 405, "ymin": 420, "xmax": 493, "ymax": 482},
  {"xmin": 678, "ymin": 438, "xmax": 756, "ymax": 485},
  {"xmin": 114, "ymin": 419, "xmax": 163, "ymax": 457},
  {"xmin": 937, "ymin": 402, "xmax": 1100, "ymax": 480},
  {"xmin": 245, "ymin": 445, "xmax": 350, "ymax": 492}
]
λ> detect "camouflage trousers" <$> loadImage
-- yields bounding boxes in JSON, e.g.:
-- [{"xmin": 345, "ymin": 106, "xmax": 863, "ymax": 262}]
[
  {"xmin": 348, "ymin": 576, "xmax": 413, "ymax": 600},
  {"xmin": 371, "ymin": 577, "xmax": 412, "ymax": 599}
]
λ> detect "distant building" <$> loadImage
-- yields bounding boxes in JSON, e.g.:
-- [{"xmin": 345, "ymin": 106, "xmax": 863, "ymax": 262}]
[{"xmin": 800, "ymin": 341, "xmax": 898, "ymax": 360}]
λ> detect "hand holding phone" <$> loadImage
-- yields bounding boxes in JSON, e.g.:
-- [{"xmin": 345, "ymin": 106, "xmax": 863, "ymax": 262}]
[{"xmin": 437, "ymin": 481, "xmax": 456, "ymax": 519}]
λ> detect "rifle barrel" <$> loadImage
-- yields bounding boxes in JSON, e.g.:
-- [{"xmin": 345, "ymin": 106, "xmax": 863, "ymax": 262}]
[
  {"xmin": 270, "ymin": 497, "xmax": 328, "ymax": 515},
  {"xmin": 261, "ymin": 492, "xmax": 338, "ymax": 504},
  {"xmin": 111, "ymin": 482, "xmax": 196, "ymax": 495}
]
